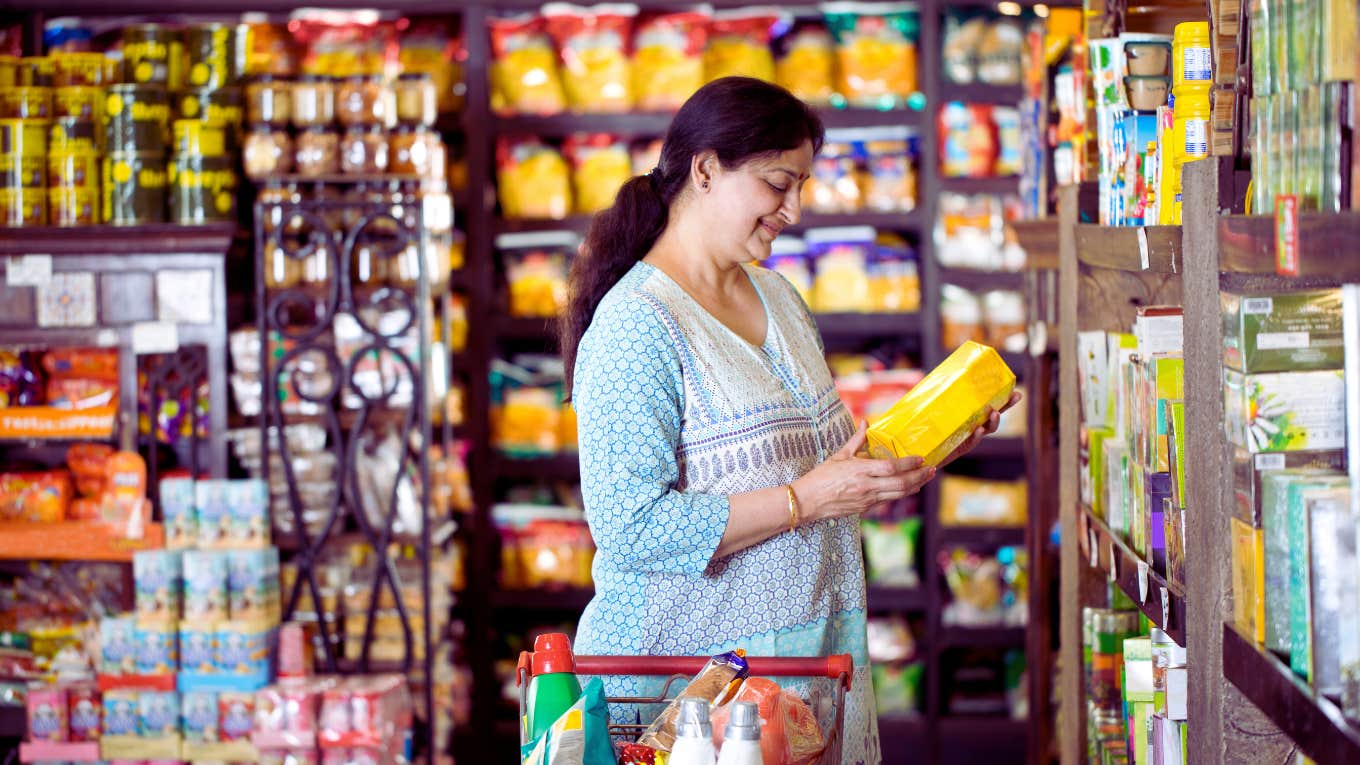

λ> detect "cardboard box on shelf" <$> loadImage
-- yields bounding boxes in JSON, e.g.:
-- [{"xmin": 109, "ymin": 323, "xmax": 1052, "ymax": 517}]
[
  {"xmin": 1223, "ymin": 368, "xmax": 1346, "ymax": 453},
  {"xmin": 1221, "ymin": 290, "xmax": 1344, "ymax": 373}
]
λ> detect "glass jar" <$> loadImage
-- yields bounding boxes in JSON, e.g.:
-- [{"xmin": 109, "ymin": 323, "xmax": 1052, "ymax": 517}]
[
  {"xmin": 341, "ymin": 124, "xmax": 388, "ymax": 175},
  {"xmin": 394, "ymin": 72, "xmax": 436, "ymax": 126},
  {"xmin": 295, "ymin": 127, "xmax": 340, "ymax": 177},
  {"xmin": 388, "ymin": 125, "xmax": 446, "ymax": 178},
  {"xmin": 246, "ymin": 75, "xmax": 291, "ymax": 126},
  {"xmin": 337, "ymin": 75, "xmax": 393, "ymax": 127},
  {"xmin": 291, "ymin": 74, "xmax": 335, "ymax": 128},
  {"xmin": 243, "ymin": 123, "xmax": 293, "ymax": 180},
  {"xmin": 261, "ymin": 183, "xmax": 303, "ymax": 288}
]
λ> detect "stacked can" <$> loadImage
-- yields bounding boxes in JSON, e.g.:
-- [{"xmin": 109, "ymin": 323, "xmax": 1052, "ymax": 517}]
[
  {"xmin": 49, "ymin": 52, "xmax": 111, "ymax": 226},
  {"xmin": 104, "ymin": 83, "xmax": 169, "ymax": 225},
  {"xmin": 1083, "ymin": 607, "xmax": 1141, "ymax": 765},
  {"xmin": 0, "ymin": 119, "xmax": 48, "ymax": 226},
  {"xmin": 171, "ymin": 23, "xmax": 243, "ymax": 224}
]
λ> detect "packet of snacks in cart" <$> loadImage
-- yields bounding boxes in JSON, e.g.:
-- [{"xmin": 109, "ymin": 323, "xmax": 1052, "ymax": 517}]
[
  {"xmin": 521, "ymin": 677, "xmax": 614, "ymax": 765},
  {"xmin": 636, "ymin": 649, "xmax": 750, "ymax": 752}
]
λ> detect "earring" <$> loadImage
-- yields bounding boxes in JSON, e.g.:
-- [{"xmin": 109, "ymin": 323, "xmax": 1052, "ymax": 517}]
[{"xmin": 701, "ymin": 181, "xmax": 710, "ymax": 190}]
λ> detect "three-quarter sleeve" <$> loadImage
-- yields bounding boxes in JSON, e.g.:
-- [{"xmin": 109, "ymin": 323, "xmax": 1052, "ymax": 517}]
[{"xmin": 573, "ymin": 296, "xmax": 731, "ymax": 576}]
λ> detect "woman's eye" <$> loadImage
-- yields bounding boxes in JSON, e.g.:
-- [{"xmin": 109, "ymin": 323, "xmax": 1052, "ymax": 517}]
[{"xmin": 766, "ymin": 181, "xmax": 789, "ymax": 193}]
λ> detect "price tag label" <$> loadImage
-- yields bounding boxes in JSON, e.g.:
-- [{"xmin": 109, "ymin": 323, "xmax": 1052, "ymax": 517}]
[
  {"xmin": 1108, "ymin": 541, "xmax": 1117, "ymax": 582},
  {"xmin": 132, "ymin": 322, "xmax": 179, "ymax": 355},
  {"xmin": 1160, "ymin": 586, "xmax": 1171, "ymax": 628},
  {"xmin": 1137, "ymin": 561, "xmax": 1150, "ymax": 603},
  {"xmin": 1088, "ymin": 528, "xmax": 1098, "ymax": 569},
  {"xmin": 1276, "ymin": 195, "xmax": 1299, "ymax": 277},
  {"xmin": 6, "ymin": 255, "xmax": 51, "ymax": 286},
  {"xmin": 1137, "ymin": 227, "xmax": 1151, "ymax": 270}
]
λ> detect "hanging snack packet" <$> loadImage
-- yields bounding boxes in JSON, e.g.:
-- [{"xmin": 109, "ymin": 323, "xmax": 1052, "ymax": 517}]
[
  {"xmin": 631, "ymin": 9, "xmax": 710, "ymax": 111},
  {"xmin": 636, "ymin": 649, "xmax": 749, "ymax": 752},
  {"xmin": 775, "ymin": 20, "xmax": 837, "ymax": 104},
  {"xmin": 544, "ymin": 3, "xmax": 637, "ymax": 113},
  {"xmin": 497, "ymin": 137, "xmax": 572, "ymax": 219},
  {"xmin": 291, "ymin": 9, "xmax": 400, "ymax": 78},
  {"xmin": 564, "ymin": 133, "xmax": 632, "ymax": 213},
  {"xmin": 490, "ymin": 13, "xmax": 567, "ymax": 115},
  {"xmin": 703, "ymin": 8, "xmax": 781, "ymax": 83},
  {"xmin": 823, "ymin": 1, "xmax": 920, "ymax": 108}
]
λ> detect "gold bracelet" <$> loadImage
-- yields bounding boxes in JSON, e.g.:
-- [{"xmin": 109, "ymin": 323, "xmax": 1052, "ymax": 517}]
[{"xmin": 786, "ymin": 484, "xmax": 800, "ymax": 532}]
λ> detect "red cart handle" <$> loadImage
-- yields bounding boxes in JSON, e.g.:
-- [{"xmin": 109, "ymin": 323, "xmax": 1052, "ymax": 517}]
[{"xmin": 572, "ymin": 654, "xmax": 853, "ymax": 690}]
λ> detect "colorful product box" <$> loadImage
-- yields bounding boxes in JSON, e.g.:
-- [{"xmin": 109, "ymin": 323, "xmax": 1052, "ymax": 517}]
[
  {"xmin": 134, "ymin": 617, "xmax": 179, "ymax": 676},
  {"xmin": 228, "ymin": 548, "xmax": 281, "ymax": 622},
  {"xmin": 216, "ymin": 620, "xmax": 271, "ymax": 676},
  {"xmin": 133, "ymin": 550, "xmax": 182, "ymax": 619},
  {"xmin": 1224, "ymin": 368, "xmax": 1347, "ymax": 453},
  {"xmin": 1232, "ymin": 449, "xmax": 1346, "ymax": 526},
  {"xmin": 66, "ymin": 683, "xmax": 101, "ymax": 742},
  {"xmin": 183, "ymin": 549, "xmax": 230, "ymax": 621},
  {"xmin": 1123, "ymin": 636, "xmax": 1154, "ymax": 765},
  {"xmin": 1078, "ymin": 332, "xmax": 1111, "ymax": 426},
  {"xmin": 1104, "ymin": 442, "xmax": 1130, "ymax": 541},
  {"xmin": 137, "ymin": 691, "xmax": 179, "ymax": 738},
  {"xmin": 1304, "ymin": 487, "xmax": 1354, "ymax": 698},
  {"xmin": 180, "ymin": 621, "xmax": 217, "ymax": 674},
  {"xmin": 1084, "ymin": 427, "xmax": 1114, "ymax": 518},
  {"xmin": 195, "ymin": 479, "xmax": 232, "ymax": 549},
  {"xmin": 101, "ymin": 615, "xmax": 137, "ymax": 675},
  {"xmin": 181, "ymin": 691, "xmax": 219, "ymax": 743},
  {"xmin": 1221, "ymin": 289, "xmax": 1345, "ymax": 373},
  {"xmin": 1134, "ymin": 307, "xmax": 1184, "ymax": 357},
  {"xmin": 219, "ymin": 691, "xmax": 255, "ymax": 741},
  {"xmin": 1289, "ymin": 477, "xmax": 1352, "ymax": 682},
  {"xmin": 226, "ymin": 479, "xmax": 270, "ymax": 548},
  {"xmin": 1168, "ymin": 401, "xmax": 1187, "ymax": 509},
  {"xmin": 26, "ymin": 686, "xmax": 66, "ymax": 742},
  {"xmin": 159, "ymin": 476, "xmax": 198, "ymax": 551},
  {"xmin": 1146, "ymin": 472, "xmax": 1172, "ymax": 573},
  {"xmin": 1149, "ymin": 357, "xmax": 1184, "ymax": 475},
  {"xmin": 103, "ymin": 690, "xmax": 139, "ymax": 736},
  {"xmin": 1231, "ymin": 517, "xmax": 1266, "ymax": 645},
  {"xmin": 1261, "ymin": 471, "xmax": 1345, "ymax": 654}
]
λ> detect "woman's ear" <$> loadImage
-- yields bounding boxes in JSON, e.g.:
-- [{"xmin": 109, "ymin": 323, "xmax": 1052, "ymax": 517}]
[{"xmin": 690, "ymin": 151, "xmax": 717, "ymax": 192}]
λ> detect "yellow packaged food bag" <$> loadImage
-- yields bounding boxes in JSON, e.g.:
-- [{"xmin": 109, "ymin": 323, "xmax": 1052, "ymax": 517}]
[
  {"xmin": 824, "ymin": 1, "xmax": 920, "ymax": 109},
  {"xmin": 544, "ymin": 3, "xmax": 636, "ymax": 113},
  {"xmin": 565, "ymin": 133, "xmax": 632, "ymax": 213},
  {"xmin": 866, "ymin": 340, "xmax": 1015, "ymax": 466},
  {"xmin": 704, "ymin": 8, "xmax": 780, "ymax": 83},
  {"xmin": 489, "ymin": 13, "xmax": 567, "ymax": 115},
  {"xmin": 632, "ymin": 10, "xmax": 709, "ymax": 111},
  {"xmin": 497, "ymin": 137, "xmax": 572, "ymax": 219},
  {"xmin": 775, "ymin": 21, "xmax": 837, "ymax": 104}
]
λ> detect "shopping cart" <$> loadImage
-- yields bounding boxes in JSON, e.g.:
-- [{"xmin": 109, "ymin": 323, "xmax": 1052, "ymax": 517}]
[{"xmin": 516, "ymin": 653, "xmax": 854, "ymax": 763}]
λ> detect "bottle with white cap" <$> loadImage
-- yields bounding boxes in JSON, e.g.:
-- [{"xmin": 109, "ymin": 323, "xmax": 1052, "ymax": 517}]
[
  {"xmin": 668, "ymin": 697, "xmax": 718, "ymax": 765},
  {"xmin": 716, "ymin": 700, "xmax": 764, "ymax": 765}
]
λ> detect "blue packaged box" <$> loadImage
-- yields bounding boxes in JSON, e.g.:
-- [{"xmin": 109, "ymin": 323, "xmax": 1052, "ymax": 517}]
[
  {"xmin": 227, "ymin": 548, "xmax": 280, "ymax": 623},
  {"xmin": 159, "ymin": 476, "xmax": 198, "ymax": 551},
  {"xmin": 1120, "ymin": 113, "xmax": 1159, "ymax": 226},
  {"xmin": 179, "ymin": 621, "xmax": 217, "ymax": 674},
  {"xmin": 133, "ymin": 549, "xmax": 181, "ymax": 619},
  {"xmin": 100, "ymin": 615, "xmax": 137, "ymax": 675},
  {"xmin": 134, "ymin": 617, "xmax": 178, "ymax": 676},
  {"xmin": 102, "ymin": 690, "xmax": 139, "ymax": 736},
  {"xmin": 215, "ymin": 620, "xmax": 270, "ymax": 676},
  {"xmin": 180, "ymin": 690, "xmax": 218, "ymax": 743},
  {"xmin": 182, "ymin": 549, "xmax": 229, "ymax": 621},
  {"xmin": 225, "ymin": 479, "xmax": 270, "ymax": 548},
  {"xmin": 195, "ymin": 479, "xmax": 231, "ymax": 549},
  {"xmin": 137, "ymin": 691, "xmax": 179, "ymax": 738}
]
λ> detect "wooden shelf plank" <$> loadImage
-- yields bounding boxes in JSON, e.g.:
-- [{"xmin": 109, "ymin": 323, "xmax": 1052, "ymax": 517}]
[
  {"xmin": 961, "ymin": 435, "xmax": 1027, "ymax": 460},
  {"xmin": 1009, "ymin": 218, "xmax": 1061, "ymax": 270},
  {"xmin": 1074, "ymin": 224, "xmax": 1183, "ymax": 273},
  {"xmin": 495, "ymin": 316, "xmax": 559, "ymax": 342},
  {"xmin": 0, "ymin": 521, "xmax": 164, "ymax": 562},
  {"xmin": 1222, "ymin": 622, "xmax": 1360, "ymax": 764},
  {"xmin": 814, "ymin": 312, "xmax": 921, "ymax": 340},
  {"xmin": 940, "ymin": 176, "xmax": 1021, "ymax": 195},
  {"xmin": 940, "ymin": 82, "xmax": 1023, "ymax": 105},
  {"xmin": 937, "ymin": 267, "xmax": 1026, "ymax": 291},
  {"xmin": 1218, "ymin": 213, "xmax": 1360, "ymax": 282},
  {"xmin": 1080, "ymin": 506, "xmax": 1186, "ymax": 646},
  {"xmin": 937, "ymin": 526, "xmax": 1026, "ymax": 548},
  {"xmin": 0, "ymin": 223, "xmax": 235, "ymax": 256},
  {"xmin": 938, "ymin": 626, "xmax": 1027, "ymax": 648},
  {"xmin": 867, "ymin": 586, "xmax": 929, "ymax": 613},
  {"xmin": 493, "ymin": 453, "xmax": 579, "ymax": 482}
]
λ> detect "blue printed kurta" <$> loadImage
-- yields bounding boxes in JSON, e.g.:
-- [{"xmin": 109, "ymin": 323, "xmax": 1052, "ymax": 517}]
[{"xmin": 572, "ymin": 261, "xmax": 881, "ymax": 765}]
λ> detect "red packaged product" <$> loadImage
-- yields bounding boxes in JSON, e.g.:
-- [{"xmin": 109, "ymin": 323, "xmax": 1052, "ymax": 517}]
[
  {"xmin": 0, "ymin": 470, "xmax": 72, "ymax": 522},
  {"xmin": 66, "ymin": 683, "xmax": 102, "ymax": 741},
  {"xmin": 631, "ymin": 11, "xmax": 710, "ymax": 111},
  {"xmin": 45, "ymin": 378, "xmax": 117, "ymax": 410},
  {"xmin": 318, "ymin": 675, "xmax": 409, "ymax": 748},
  {"xmin": 542, "ymin": 3, "xmax": 637, "ymax": 113},
  {"xmin": 219, "ymin": 691, "xmax": 255, "ymax": 741},
  {"xmin": 41, "ymin": 348, "xmax": 119, "ymax": 380}
]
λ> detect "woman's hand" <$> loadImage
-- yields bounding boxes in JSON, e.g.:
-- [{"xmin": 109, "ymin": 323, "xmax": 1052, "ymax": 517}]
[
  {"xmin": 938, "ymin": 390, "xmax": 1024, "ymax": 468},
  {"xmin": 792, "ymin": 422, "xmax": 935, "ymax": 523}
]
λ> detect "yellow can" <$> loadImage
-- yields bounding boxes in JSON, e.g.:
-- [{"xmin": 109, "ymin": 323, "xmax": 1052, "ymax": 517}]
[
  {"xmin": 0, "ymin": 56, "xmax": 18, "ymax": 87},
  {"xmin": 172, "ymin": 119, "xmax": 226, "ymax": 157},
  {"xmin": 123, "ymin": 24, "xmax": 181, "ymax": 88},
  {"xmin": 48, "ymin": 152, "xmax": 101, "ymax": 189},
  {"xmin": 49, "ymin": 187, "xmax": 98, "ymax": 226},
  {"xmin": 0, "ymin": 119, "xmax": 49, "ymax": 188},
  {"xmin": 53, "ymin": 87, "xmax": 103, "ymax": 121},
  {"xmin": 53, "ymin": 53, "xmax": 111, "ymax": 87},
  {"xmin": 0, "ymin": 87, "xmax": 52, "ymax": 120},
  {"xmin": 0, "ymin": 187, "xmax": 48, "ymax": 227},
  {"xmin": 103, "ymin": 152, "xmax": 168, "ymax": 225},
  {"xmin": 19, "ymin": 57, "xmax": 54, "ymax": 87},
  {"xmin": 49, "ymin": 117, "xmax": 98, "ymax": 155}
]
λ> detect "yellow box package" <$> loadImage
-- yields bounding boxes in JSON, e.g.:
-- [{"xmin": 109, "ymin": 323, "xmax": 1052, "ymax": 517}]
[{"xmin": 866, "ymin": 340, "xmax": 1014, "ymax": 466}]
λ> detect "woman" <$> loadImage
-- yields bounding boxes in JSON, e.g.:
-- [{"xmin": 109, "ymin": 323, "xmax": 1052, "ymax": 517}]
[{"xmin": 563, "ymin": 77, "xmax": 1017, "ymax": 763}]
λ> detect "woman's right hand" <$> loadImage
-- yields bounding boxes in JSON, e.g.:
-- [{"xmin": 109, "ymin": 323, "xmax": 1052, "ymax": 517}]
[{"xmin": 791, "ymin": 422, "xmax": 935, "ymax": 523}]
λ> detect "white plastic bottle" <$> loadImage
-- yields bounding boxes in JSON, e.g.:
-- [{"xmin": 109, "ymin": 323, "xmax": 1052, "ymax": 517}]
[
  {"xmin": 716, "ymin": 700, "xmax": 764, "ymax": 765},
  {"xmin": 669, "ymin": 697, "xmax": 718, "ymax": 765}
]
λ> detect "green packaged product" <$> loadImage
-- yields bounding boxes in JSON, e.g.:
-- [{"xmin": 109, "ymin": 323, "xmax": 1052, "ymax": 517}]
[
  {"xmin": 1223, "ymin": 368, "xmax": 1346, "ymax": 453},
  {"xmin": 1285, "ymin": 476, "xmax": 1350, "ymax": 678},
  {"xmin": 1261, "ymin": 470, "xmax": 1344, "ymax": 654},
  {"xmin": 1232, "ymin": 449, "xmax": 1344, "ymax": 526},
  {"xmin": 1302, "ymin": 485, "xmax": 1353, "ymax": 697},
  {"xmin": 1222, "ymin": 289, "xmax": 1344, "ymax": 373}
]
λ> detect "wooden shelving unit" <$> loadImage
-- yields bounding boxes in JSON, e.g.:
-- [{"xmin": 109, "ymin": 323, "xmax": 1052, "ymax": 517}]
[
  {"xmin": 1079, "ymin": 508, "xmax": 1186, "ymax": 646},
  {"xmin": 0, "ymin": 521, "xmax": 166, "ymax": 562}
]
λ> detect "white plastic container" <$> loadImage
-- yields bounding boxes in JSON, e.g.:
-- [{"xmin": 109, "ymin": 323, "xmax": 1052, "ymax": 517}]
[
  {"xmin": 716, "ymin": 700, "xmax": 764, "ymax": 765},
  {"xmin": 670, "ymin": 698, "xmax": 718, "ymax": 765}
]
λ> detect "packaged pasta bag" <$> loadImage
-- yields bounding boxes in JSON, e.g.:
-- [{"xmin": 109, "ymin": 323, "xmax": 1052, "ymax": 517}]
[
  {"xmin": 803, "ymin": 132, "xmax": 861, "ymax": 214},
  {"xmin": 497, "ymin": 137, "xmax": 572, "ymax": 219},
  {"xmin": 822, "ymin": 1, "xmax": 920, "ymax": 108},
  {"xmin": 564, "ymin": 133, "xmax": 632, "ymax": 213},
  {"xmin": 704, "ymin": 8, "xmax": 782, "ymax": 83},
  {"xmin": 862, "ymin": 126, "xmax": 915, "ymax": 213},
  {"xmin": 637, "ymin": 649, "xmax": 749, "ymax": 752},
  {"xmin": 489, "ymin": 13, "xmax": 567, "ymax": 115},
  {"xmin": 632, "ymin": 9, "xmax": 710, "ymax": 111},
  {"xmin": 543, "ymin": 3, "xmax": 637, "ymax": 113},
  {"xmin": 774, "ymin": 20, "xmax": 837, "ymax": 104}
]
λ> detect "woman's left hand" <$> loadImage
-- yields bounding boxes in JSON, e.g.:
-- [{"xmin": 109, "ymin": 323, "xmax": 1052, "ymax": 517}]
[{"xmin": 938, "ymin": 390, "xmax": 1024, "ymax": 468}]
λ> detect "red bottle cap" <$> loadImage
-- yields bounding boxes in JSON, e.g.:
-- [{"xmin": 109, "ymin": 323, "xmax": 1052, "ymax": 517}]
[{"xmin": 531, "ymin": 633, "xmax": 576, "ymax": 676}]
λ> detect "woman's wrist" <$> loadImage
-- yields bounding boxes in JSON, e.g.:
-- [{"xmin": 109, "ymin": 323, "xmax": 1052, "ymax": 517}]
[{"xmin": 788, "ymin": 478, "xmax": 814, "ymax": 526}]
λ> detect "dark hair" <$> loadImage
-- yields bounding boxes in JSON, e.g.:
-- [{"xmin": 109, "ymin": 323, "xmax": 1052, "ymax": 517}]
[{"xmin": 560, "ymin": 77, "xmax": 824, "ymax": 397}]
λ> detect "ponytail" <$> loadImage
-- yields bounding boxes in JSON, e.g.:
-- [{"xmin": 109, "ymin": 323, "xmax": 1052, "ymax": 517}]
[{"xmin": 559, "ymin": 77, "xmax": 825, "ymax": 397}]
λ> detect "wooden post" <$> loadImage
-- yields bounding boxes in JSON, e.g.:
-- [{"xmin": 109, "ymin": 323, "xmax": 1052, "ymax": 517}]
[{"xmin": 1057, "ymin": 183, "xmax": 1084, "ymax": 765}]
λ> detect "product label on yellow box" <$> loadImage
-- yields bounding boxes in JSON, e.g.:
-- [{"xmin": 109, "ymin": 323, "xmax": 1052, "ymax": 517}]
[{"xmin": 1230, "ymin": 517, "xmax": 1265, "ymax": 644}]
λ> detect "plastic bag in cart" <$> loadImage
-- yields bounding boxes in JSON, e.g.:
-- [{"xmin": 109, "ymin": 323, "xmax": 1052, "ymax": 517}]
[
  {"xmin": 710, "ymin": 677, "xmax": 826, "ymax": 765},
  {"xmin": 522, "ymin": 677, "xmax": 615, "ymax": 765}
]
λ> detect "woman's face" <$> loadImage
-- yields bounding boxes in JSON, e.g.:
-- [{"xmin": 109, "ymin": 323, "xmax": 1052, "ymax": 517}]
[{"xmin": 699, "ymin": 140, "xmax": 814, "ymax": 264}]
